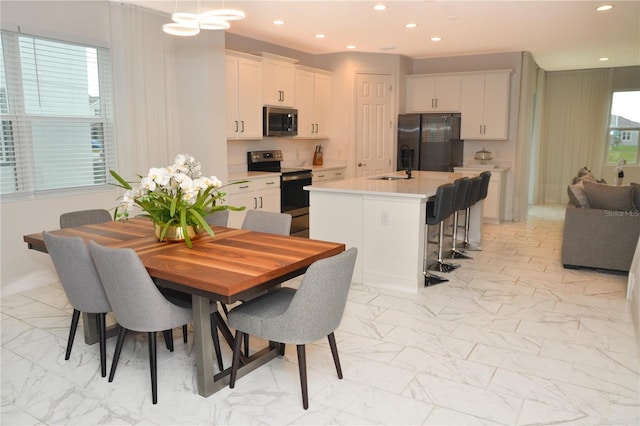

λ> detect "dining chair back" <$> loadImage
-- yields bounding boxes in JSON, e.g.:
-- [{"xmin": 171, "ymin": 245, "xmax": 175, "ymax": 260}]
[
  {"xmin": 205, "ymin": 210, "xmax": 229, "ymax": 227},
  {"xmin": 228, "ymin": 247, "xmax": 358, "ymax": 409},
  {"xmin": 89, "ymin": 241, "xmax": 193, "ymax": 404},
  {"xmin": 60, "ymin": 209, "xmax": 111, "ymax": 228},
  {"xmin": 241, "ymin": 209, "xmax": 292, "ymax": 236},
  {"xmin": 42, "ymin": 231, "xmax": 111, "ymax": 377}
]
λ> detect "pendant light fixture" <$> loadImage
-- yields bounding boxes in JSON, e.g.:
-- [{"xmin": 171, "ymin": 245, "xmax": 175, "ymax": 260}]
[{"xmin": 163, "ymin": 0, "xmax": 244, "ymax": 36}]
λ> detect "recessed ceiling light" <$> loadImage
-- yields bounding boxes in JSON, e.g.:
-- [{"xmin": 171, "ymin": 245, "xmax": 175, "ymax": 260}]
[
  {"xmin": 373, "ymin": 4, "xmax": 387, "ymax": 11},
  {"xmin": 596, "ymin": 5, "xmax": 613, "ymax": 11},
  {"xmin": 405, "ymin": 23, "xmax": 417, "ymax": 29},
  {"xmin": 600, "ymin": 57, "xmax": 610, "ymax": 61},
  {"xmin": 431, "ymin": 36, "xmax": 442, "ymax": 42},
  {"xmin": 315, "ymin": 34, "xmax": 326, "ymax": 39},
  {"xmin": 347, "ymin": 45, "xmax": 356, "ymax": 49},
  {"xmin": 272, "ymin": 20, "xmax": 285, "ymax": 25}
]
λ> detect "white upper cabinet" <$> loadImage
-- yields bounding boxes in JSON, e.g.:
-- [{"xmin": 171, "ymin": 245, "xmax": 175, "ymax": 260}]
[
  {"xmin": 460, "ymin": 71, "xmax": 511, "ymax": 140},
  {"xmin": 262, "ymin": 55, "xmax": 297, "ymax": 107},
  {"xmin": 226, "ymin": 52, "xmax": 263, "ymax": 139},
  {"xmin": 295, "ymin": 68, "xmax": 332, "ymax": 139},
  {"xmin": 406, "ymin": 74, "xmax": 461, "ymax": 112}
]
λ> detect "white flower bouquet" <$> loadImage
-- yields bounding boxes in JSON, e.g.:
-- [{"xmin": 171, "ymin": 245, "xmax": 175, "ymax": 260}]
[{"xmin": 110, "ymin": 153, "xmax": 243, "ymax": 247}]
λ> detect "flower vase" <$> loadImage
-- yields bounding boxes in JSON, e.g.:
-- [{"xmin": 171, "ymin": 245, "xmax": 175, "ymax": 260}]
[{"xmin": 154, "ymin": 223, "xmax": 202, "ymax": 243}]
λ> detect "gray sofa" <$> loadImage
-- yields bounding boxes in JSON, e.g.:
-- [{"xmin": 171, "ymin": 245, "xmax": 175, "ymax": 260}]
[
  {"xmin": 562, "ymin": 203, "xmax": 639, "ymax": 272},
  {"xmin": 562, "ymin": 180, "xmax": 640, "ymax": 272}
]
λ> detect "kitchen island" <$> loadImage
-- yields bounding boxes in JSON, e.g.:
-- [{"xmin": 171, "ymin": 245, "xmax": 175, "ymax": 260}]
[{"xmin": 305, "ymin": 170, "xmax": 483, "ymax": 293}]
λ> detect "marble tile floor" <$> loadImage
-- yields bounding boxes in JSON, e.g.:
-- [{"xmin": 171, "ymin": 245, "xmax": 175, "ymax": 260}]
[{"xmin": 2, "ymin": 204, "xmax": 638, "ymax": 425}]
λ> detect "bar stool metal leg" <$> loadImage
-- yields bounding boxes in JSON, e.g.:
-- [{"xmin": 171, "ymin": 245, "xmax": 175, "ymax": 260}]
[
  {"xmin": 449, "ymin": 210, "xmax": 472, "ymax": 259},
  {"xmin": 423, "ymin": 222, "xmax": 447, "ymax": 286},
  {"xmin": 428, "ymin": 219, "xmax": 460, "ymax": 273}
]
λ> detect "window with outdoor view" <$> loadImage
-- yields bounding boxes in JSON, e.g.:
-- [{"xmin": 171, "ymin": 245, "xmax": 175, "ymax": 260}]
[
  {"xmin": 0, "ymin": 30, "xmax": 114, "ymax": 196},
  {"xmin": 606, "ymin": 91, "xmax": 640, "ymax": 165}
]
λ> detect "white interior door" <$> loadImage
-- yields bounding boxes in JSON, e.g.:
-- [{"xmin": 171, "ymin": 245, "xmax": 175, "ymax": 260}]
[{"xmin": 356, "ymin": 73, "xmax": 393, "ymax": 177}]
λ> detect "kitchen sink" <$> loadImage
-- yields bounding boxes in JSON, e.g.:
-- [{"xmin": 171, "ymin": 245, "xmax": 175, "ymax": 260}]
[{"xmin": 369, "ymin": 176, "xmax": 408, "ymax": 181}]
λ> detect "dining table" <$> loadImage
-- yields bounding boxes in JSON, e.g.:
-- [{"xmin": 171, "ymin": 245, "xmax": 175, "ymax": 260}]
[{"xmin": 23, "ymin": 217, "xmax": 345, "ymax": 397}]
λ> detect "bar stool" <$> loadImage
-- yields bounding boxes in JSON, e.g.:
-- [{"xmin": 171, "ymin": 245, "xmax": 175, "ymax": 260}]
[
  {"xmin": 463, "ymin": 171, "xmax": 491, "ymax": 251},
  {"xmin": 424, "ymin": 182, "xmax": 459, "ymax": 286},
  {"xmin": 448, "ymin": 177, "xmax": 472, "ymax": 259}
]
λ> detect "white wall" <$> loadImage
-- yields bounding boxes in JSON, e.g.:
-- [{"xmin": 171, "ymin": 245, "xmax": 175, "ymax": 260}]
[{"xmin": 0, "ymin": 2, "xmax": 227, "ymax": 292}]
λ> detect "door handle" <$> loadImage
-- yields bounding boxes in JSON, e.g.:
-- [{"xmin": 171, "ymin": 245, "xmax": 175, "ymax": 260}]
[
  {"xmin": 358, "ymin": 162, "xmax": 367, "ymax": 167},
  {"xmin": 234, "ymin": 121, "xmax": 239, "ymax": 132}
]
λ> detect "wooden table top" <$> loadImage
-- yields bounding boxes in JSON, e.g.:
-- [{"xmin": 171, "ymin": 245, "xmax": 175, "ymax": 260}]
[{"xmin": 24, "ymin": 218, "xmax": 345, "ymax": 303}]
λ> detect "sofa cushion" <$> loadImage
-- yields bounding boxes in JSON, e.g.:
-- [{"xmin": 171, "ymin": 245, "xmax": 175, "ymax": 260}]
[
  {"xmin": 583, "ymin": 180, "xmax": 634, "ymax": 211},
  {"xmin": 567, "ymin": 181, "xmax": 590, "ymax": 208}
]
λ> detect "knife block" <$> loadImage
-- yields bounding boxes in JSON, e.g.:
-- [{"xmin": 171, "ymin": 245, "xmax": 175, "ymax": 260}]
[{"xmin": 313, "ymin": 151, "xmax": 323, "ymax": 165}]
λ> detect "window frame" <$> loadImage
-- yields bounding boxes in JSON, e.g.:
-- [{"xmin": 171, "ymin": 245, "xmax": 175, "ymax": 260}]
[
  {"xmin": 0, "ymin": 30, "xmax": 116, "ymax": 200},
  {"xmin": 606, "ymin": 90, "xmax": 640, "ymax": 165}
]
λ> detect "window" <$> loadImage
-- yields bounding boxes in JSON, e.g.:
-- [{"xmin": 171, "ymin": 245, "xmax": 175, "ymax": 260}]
[
  {"xmin": 0, "ymin": 30, "xmax": 114, "ymax": 196},
  {"xmin": 606, "ymin": 91, "xmax": 640, "ymax": 164}
]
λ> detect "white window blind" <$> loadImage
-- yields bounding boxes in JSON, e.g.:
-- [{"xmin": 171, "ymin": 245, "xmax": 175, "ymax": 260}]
[{"xmin": 0, "ymin": 30, "xmax": 115, "ymax": 196}]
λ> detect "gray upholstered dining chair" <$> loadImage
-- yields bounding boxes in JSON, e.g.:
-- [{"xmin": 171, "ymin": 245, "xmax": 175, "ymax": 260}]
[
  {"xmin": 60, "ymin": 209, "xmax": 111, "ymax": 228},
  {"xmin": 241, "ymin": 209, "xmax": 292, "ymax": 236},
  {"xmin": 205, "ymin": 210, "xmax": 229, "ymax": 227},
  {"xmin": 227, "ymin": 209, "xmax": 293, "ymax": 356},
  {"xmin": 42, "ymin": 232, "xmax": 112, "ymax": 377},
  {"xmin": 228, "ymin": 247, "xmax": 358, "ymax": 410},
  {"xmin": 88, "ymin": 241, "xmax": 194, "ymax": 405}
]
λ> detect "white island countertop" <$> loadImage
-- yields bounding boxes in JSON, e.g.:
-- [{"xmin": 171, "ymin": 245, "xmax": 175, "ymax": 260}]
[{"xmin": 304, "ymin": 170, "xmax": 463, "ymax": 198}]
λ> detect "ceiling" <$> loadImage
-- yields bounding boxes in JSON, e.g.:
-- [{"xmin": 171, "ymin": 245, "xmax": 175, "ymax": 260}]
[{"xmin": 125, "ymin": 1, "xmax": 640, "ymax": 71}]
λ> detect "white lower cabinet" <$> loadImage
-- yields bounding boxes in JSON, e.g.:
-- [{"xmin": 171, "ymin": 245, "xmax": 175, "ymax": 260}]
[
  {"xmin": 226, "ymin": 176, "xmax": 281, "ymax": 228},
  {"xmin": 454, "ymin": 167, "xmax": 508, "ymax": 223},
  {"xmin": 312, "ymin": 167, "xmax": 346, "ymax": 183}
]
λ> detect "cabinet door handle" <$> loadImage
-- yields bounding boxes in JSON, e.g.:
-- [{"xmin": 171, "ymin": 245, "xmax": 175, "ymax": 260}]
[
  {"xmin": 241, "ymin": 121, "xmax": 245, "ymax": 132},
  {"xmin": 311, "ymin": 123, "xmax": 315, "ymax": 133},
  {"xmin": 235, "ymin": 121, "xmax": 239, "ymax": 132},
  {"xmin": 239, "ymin": 185, "xmax": 249, "ymax": 189},
  {"xmin": 317, "ymin": 174, "xmax": 326, "ymax": 178},
  {"xmin": 266, "ymin": 181, "xmax": 276, "ymax": 185},
  {"xmin": 253, "ymin": 197, "xmax": 258, "ymax": 209},
  {"xmin": 315, "ymin": 123, "xmax": 319, "ymax": 133}
]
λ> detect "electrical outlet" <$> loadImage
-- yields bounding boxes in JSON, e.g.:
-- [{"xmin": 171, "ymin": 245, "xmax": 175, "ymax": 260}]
[{"xmin": 381, "ymin": 211, "xmax": 390, "ymax": 225}]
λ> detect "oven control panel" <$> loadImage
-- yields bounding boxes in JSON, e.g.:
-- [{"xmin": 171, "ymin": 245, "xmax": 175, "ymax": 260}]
[{"xmin": 248, "ymin": 150, "xmax": 283, "ymax": 163}]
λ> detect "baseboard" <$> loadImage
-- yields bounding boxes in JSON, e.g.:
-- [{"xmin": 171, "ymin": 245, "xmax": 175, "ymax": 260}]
[{"xmin": 1, "ymin": 270, "xmax": 59, "ymax": 297}]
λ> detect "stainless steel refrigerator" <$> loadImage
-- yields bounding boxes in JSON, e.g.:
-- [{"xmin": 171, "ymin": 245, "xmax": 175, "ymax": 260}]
[{"xmin": 397, "ymin": 113, "xmax": 464, "ymax": 172}]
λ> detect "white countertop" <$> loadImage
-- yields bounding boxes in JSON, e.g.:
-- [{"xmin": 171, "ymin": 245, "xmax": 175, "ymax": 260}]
[{"xmin": 305, "ymin": 170, "xmax": 463, "ymax": 199}]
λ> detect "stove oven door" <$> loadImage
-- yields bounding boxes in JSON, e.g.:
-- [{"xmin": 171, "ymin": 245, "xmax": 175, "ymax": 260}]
[{"xmin": 281, "ymin": 172, "xmax": 312, "ymax": 238}]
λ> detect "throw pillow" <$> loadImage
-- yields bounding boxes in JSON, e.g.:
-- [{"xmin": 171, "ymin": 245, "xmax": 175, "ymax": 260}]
[
  {"xmin": 567, "ymin": 181, "xmax": 590, "ymax": 208},
  {"xmin": 583, "ymin": 180, "xmax": 634, "ymax": 211}
]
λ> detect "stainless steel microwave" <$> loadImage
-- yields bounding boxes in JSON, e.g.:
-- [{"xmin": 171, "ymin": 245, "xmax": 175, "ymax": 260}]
[{"xmin": 263, "ymin": 107, "xmax": 298, "ymax": 137}]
